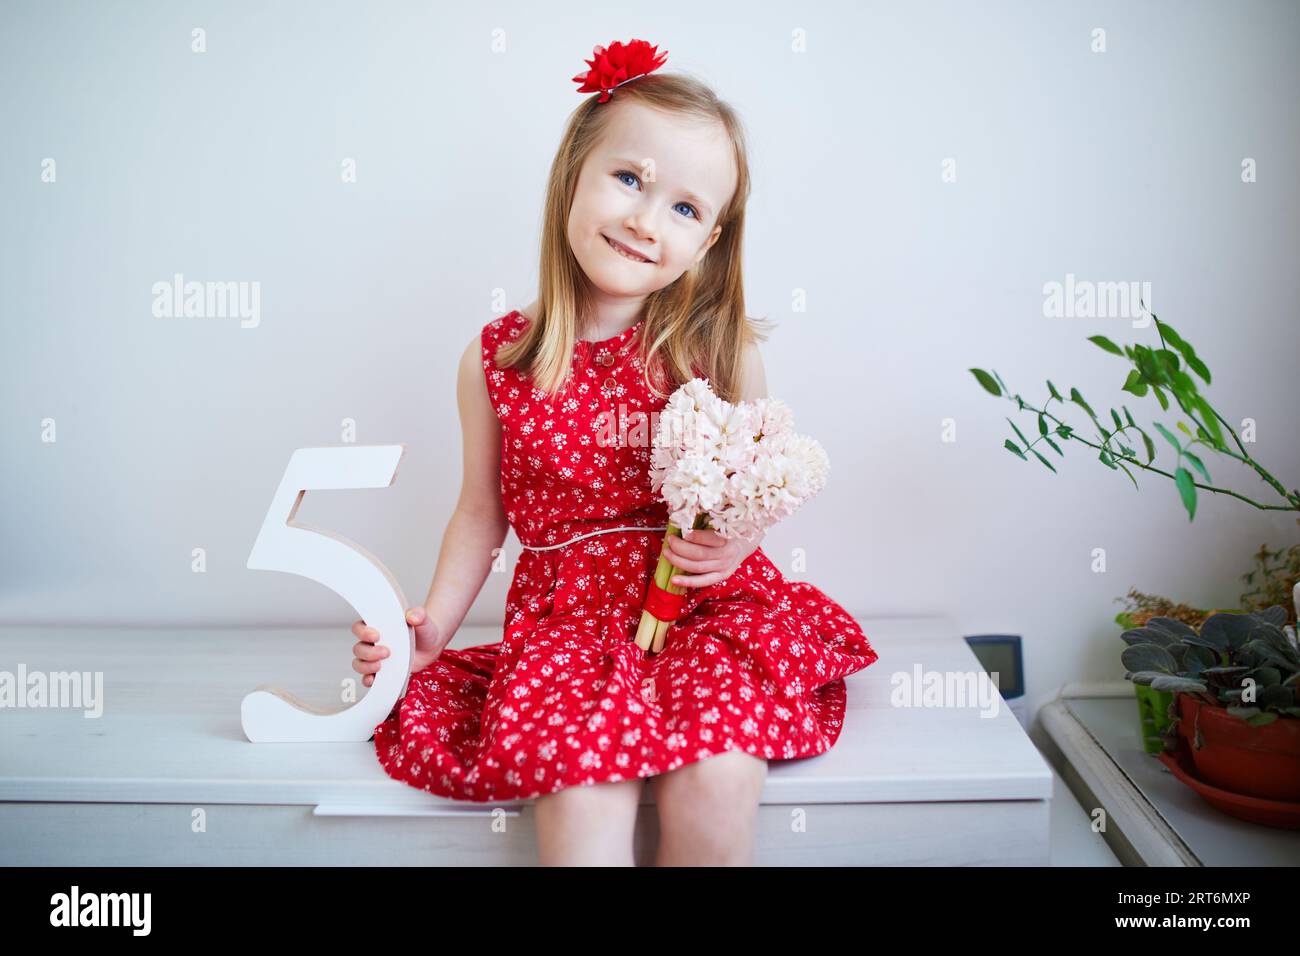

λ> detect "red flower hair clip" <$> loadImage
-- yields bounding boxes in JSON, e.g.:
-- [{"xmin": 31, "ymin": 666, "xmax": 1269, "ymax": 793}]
[{"xmin": 572, "ymin": 38, "xmax": 669, "ymax": 103}]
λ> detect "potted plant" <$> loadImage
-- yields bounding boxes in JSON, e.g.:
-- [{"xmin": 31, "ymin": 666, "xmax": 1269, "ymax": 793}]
[
  {"xmin": 1113, "ymin": 589, "xmax": 1217, "ymax": 753},
  {"xmin": 1113, "ymin": 543, "xmax": 1300, "ymax": 753},
  {"xmin": 1120, "ymin": 605, "xmax": 1300, "ymax": 801},
  {"xmin": 970, "ymin": 308, "xmax": 1300, "ymax": 805}
]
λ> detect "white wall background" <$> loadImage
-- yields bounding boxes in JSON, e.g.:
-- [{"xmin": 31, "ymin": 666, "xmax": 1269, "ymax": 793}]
[{"xmin": 2, "ymin": 0, "xmax": 1297, "ymax": 724}]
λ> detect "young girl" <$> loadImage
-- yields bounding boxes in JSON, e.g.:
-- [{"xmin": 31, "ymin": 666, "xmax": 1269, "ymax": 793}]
[{"xmin": 355, "ymin": 39, "xmax": 878, "ymax": 866}]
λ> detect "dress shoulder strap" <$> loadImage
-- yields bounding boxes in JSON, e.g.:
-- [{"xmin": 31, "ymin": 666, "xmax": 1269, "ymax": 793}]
[
  {"xmin": 481, "ymin": 310, "xmax": 528, "ymax": 359},
  {"xmin": 480, "ymin": 310, "xmax": 531, "ymax": 420}
]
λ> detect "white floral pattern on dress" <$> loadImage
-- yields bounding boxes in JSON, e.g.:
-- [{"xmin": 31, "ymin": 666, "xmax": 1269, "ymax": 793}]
[{"xmin": 372, "ymin": 310, "xmax": 878, "ymax": 802}]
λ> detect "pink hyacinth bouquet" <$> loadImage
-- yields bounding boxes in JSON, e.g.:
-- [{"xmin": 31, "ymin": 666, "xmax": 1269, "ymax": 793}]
[{"xmin": 635, "ymin": 378, "xmax": 831, "ymax": 653}]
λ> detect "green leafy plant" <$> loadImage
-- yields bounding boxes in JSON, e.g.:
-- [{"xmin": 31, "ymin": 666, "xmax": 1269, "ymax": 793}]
[
  {"xmin": 1239, "ymin": 537, "xmax": 1300, "ymax": 626},
  {"xmin": 970, "ymin": 308, "xmax": 1300, "ymax": 523},
  {"xmin": 1121, "ymin": 606, "xmax": 1300, "ymax": 728}
]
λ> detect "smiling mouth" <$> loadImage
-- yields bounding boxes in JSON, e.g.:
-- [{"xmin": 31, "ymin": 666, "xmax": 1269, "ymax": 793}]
[{"xmin": 603, "ymin": 235, "xmax": 654, "ymax": 264}]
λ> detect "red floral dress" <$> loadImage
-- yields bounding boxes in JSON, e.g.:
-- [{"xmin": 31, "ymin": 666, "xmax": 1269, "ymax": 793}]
[{"xmin": 372, "ymin": 309, "xmax": 878, "ymax": 802}]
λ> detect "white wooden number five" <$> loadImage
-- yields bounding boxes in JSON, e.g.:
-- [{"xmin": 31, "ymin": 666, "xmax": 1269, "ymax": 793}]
[{"xmin": 242, "ymin": 444, "xmax": 412, "ymax": 743}]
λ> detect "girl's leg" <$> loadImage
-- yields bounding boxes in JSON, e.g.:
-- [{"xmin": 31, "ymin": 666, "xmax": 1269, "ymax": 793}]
[
  {"xmin": 649, "ymin": 748, "xmax": 768, "ymax": 866},
  {"xmin": 533, "ymin": 777, "xmax": 645, "ymax": 866}
]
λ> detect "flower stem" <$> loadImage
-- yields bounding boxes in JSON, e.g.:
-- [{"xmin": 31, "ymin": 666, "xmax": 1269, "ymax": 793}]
[
  {"xmin": 652, "ymin": 516, "xmax": 709, "ymax": 652},
  {"xmin": 636, "ymin": 523, "xmax": 683, "ymax": 653}
]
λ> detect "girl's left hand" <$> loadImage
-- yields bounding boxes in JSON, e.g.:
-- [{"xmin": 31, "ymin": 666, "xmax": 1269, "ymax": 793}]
[{"xmin": 662, "ymin": 527, "xmax": 763, "ymax": 589}]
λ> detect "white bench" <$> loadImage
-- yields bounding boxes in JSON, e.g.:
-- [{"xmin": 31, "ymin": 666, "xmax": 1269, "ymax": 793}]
[{"xmin": 0, "ymin": 617, "xmax": 1051, "ymax": 865}]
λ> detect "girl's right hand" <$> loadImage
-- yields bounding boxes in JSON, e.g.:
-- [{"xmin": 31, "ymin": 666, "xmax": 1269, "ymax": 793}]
[{"xmin": 351, "ymin": 606, "xmax": 443, "ymax": 688}]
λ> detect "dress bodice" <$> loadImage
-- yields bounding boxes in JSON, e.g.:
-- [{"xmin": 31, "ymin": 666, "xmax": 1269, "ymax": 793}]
[{"xmin": 480, "ymin": 309, "xmax": 671, "ymax": 549}]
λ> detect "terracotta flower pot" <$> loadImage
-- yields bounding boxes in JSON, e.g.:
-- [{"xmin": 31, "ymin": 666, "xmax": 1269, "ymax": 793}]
[{"xmin": 1174, "ymin": 693, "xmax": 1300, "ymax": 801}]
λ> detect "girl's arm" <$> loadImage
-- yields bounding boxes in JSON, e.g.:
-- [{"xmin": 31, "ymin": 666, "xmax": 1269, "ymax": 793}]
[{"xmin": 418, "ymin": 334, "xmax": 510, "ymax": 647}]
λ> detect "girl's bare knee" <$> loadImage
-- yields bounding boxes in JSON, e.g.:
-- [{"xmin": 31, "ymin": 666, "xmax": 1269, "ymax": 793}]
[
  {"xmin": 655, "ymin": 748, "xmax": 765, "ymax": 797},
  {"xmin": 533, "ymin": 778, "xmax": 644, "ymax": 865},
  {"xmin": 652, "ymin": 749, "xmax": 767, "ymax": 841},
  {"xmin": 537, "ymin": 777, "xmax": 642, "ymax": 815}
]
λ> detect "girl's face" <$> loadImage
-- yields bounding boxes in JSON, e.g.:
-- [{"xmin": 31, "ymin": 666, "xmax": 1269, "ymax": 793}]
[{"xmin": 566, "ymin": 100, "xmax": 737, "ymax": 305}]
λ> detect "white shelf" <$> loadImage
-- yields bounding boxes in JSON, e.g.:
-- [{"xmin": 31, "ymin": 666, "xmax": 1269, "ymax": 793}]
[{"xmin": 0, "ymin": 617, "xmax": 1054, "ymax": 865}]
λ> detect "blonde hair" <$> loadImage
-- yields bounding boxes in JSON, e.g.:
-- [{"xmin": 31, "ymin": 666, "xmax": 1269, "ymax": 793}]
[{"xmin": 494, "ymin": 71, "xmax": 774, "ymax": 402}]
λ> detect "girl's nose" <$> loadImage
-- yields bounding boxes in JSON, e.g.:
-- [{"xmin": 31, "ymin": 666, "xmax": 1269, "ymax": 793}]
[{"xmin": 624, "ymin": 211, "xmax": 656, "ymax": 241}]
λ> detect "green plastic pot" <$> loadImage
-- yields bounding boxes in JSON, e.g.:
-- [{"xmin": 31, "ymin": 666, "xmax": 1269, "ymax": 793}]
[{"xmin": 1134, "ymin": 683, "xmax": 1176, "ymax": 754}]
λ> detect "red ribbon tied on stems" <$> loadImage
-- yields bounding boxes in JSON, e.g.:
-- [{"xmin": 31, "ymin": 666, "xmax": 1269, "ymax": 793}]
[
  {"xmin": 572, "ymin": 38, "xmax": 669, "ymax": 103},
  {"xmin": 642, "ymin": 578, "xmax": 687, "ymax": 621}
]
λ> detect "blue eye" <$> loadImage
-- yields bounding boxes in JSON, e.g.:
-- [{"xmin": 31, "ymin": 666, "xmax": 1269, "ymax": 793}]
[{"xmin": 613, "ymin": 170, "xmax": 700, "ymax": 220}]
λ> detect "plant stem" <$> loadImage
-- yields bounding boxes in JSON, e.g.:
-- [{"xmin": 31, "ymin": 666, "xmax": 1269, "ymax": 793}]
[
  {"xmin": 1150, "ymin": 320, "xmax": 1295, "ymax": 506},
  {"xmin": 1014, "ymin": 395, "xmax": 1298, "ymax": 512}
]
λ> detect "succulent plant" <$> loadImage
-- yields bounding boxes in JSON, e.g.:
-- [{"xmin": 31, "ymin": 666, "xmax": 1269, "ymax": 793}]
[{"xmin": 1121, "ymin": 605, "xmax": 1300, "ymax": 727}]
